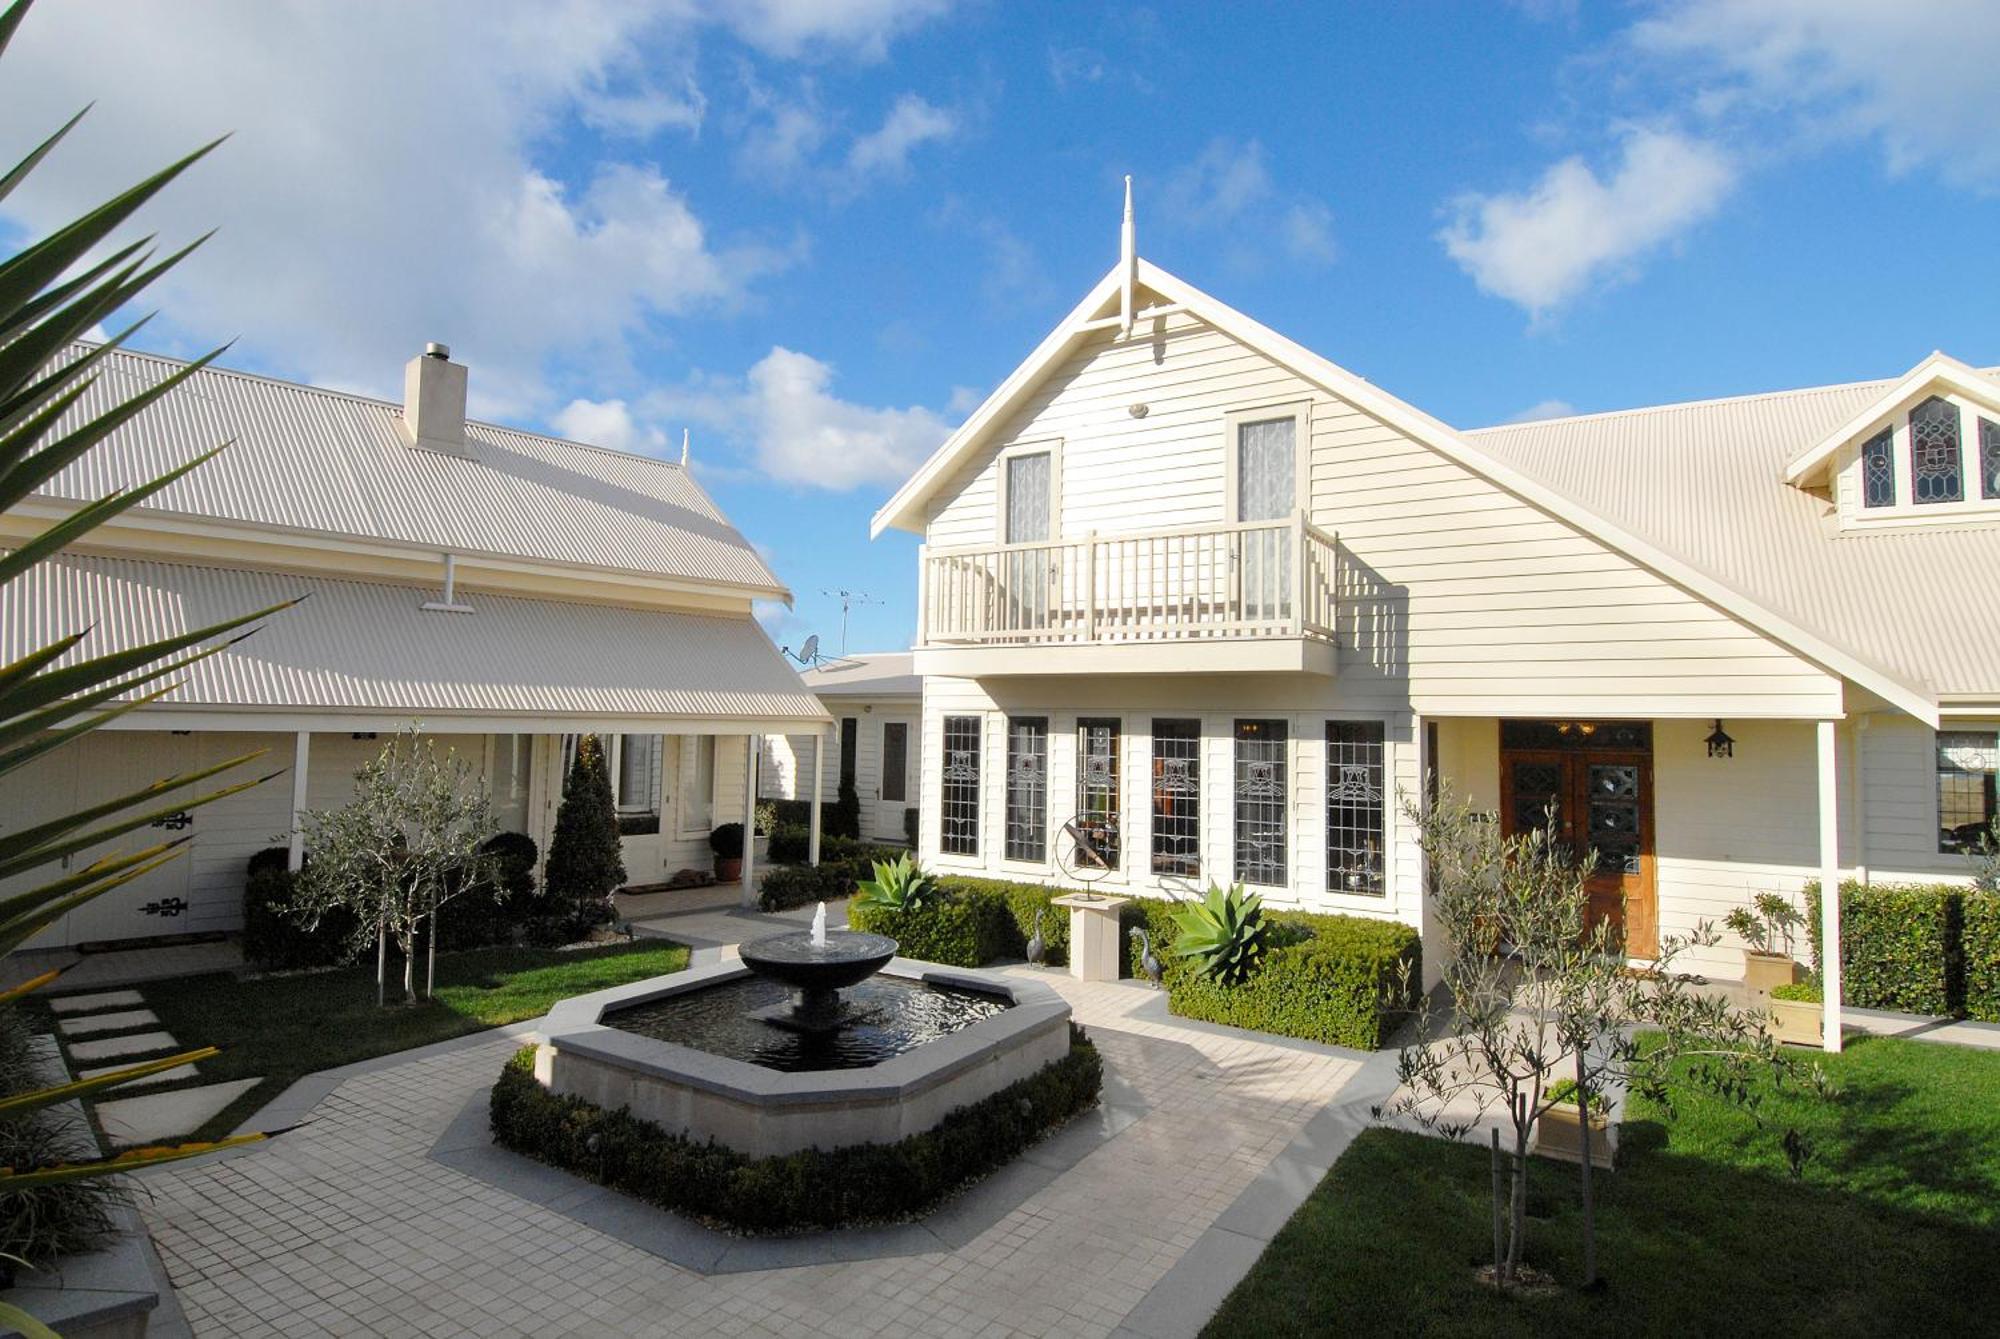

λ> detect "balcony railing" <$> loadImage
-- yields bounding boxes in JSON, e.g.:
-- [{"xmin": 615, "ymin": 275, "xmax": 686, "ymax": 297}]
[{"xmin": 920, "ymin": 512, "xmax": 1338, "ymax": 648}]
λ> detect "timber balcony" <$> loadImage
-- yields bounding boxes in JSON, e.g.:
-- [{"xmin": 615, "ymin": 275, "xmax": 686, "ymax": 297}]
[{"xmin": 915, "ymin": 512, "xmax": 1340, "ymax": 676}]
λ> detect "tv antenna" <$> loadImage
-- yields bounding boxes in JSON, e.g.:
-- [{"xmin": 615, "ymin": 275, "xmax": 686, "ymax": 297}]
[{"xmin": 820, "ymin": 588, "xmax": 881, "ymax": 655}]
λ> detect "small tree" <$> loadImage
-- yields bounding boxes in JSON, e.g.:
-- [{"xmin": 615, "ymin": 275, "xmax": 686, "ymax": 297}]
[
  {"xmin": 289, "ymin": 729, "xmax": 497, "ymax": 1005},
  {"xmin": 1380, "ymin": 786, "xmax": 1823, "ymax": 1290},
  {"xmin": 1969, "ymin": 821, "xmax": 2000, "ymax": 894},
  {"xmin": 544, "ymin": 734, "xmax": 625, "ymax": 932}
]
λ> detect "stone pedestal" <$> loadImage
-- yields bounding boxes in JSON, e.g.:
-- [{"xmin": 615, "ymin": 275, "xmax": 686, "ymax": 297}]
[{"xmin": 1052, "ymin": 893, "xmax": 1131, "ymax": 982}]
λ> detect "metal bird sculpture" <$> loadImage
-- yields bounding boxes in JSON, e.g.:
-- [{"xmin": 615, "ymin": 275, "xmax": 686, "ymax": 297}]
[
  {"xmin": 1128, "ymin": 925, "xmax": 1163, "ymax": 988},
  {"xmin": 1025, "ymin": 908, "xmax": 1047, "ymax": 965}
]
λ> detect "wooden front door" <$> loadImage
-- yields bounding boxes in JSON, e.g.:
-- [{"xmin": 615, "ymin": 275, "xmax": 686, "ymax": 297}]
[{"xmin": 1499, "ymin": 722, "xmax": 1657, "ymax": 957}]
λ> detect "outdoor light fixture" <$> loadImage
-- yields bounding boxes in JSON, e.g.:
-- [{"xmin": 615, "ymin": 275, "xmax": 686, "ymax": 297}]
[
  {"xmin": 1554, "ymin": 721, "xmax": 1598, "ymax": 737},
  {"xmin": 1705, "ymin": 720, "xmax": 1735, "ymax": 758}
]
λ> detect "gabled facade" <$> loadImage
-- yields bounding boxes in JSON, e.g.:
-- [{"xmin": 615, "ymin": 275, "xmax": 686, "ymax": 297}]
[
  {"xmin": 0, "ymin": 342, "xmax": 827, "ymax": 946},
  {"xmin": 875, "ymin": 251, "xmax": 1998, "ymax": 984}
]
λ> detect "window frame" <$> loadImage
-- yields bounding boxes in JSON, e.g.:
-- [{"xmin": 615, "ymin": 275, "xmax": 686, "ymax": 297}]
[
  {"xmin": 1003, "ymin": 715, "xmax": 1050, "ymax": 866},
  {"xmin": 1935, "ymin": 727, "xmax": 1999, "ymax": 856},
  {"xmin": 1223, "ymin": 400, "xmax": 1311, "ymax": 526},
  {"xmin": 838, "ymin": 716, "xmax": 859, "ymax": 792},
  {"xmin": 1908, "ymin": 395, "xmax": 1966, "ymax": 505},
  {"xmin": 677, "ymin": 735, "xmax": 717, "ymax": 838},
  {"xmin": 880, "ymin": 720, "xmax": 908, "ymax": 804},
  {"xmin": 1074, "ymin": 717, "xmax": 1122, "ymax": 874},
  {"xmin": 939, "ymin": 715, "xmax": 982, "ymax": 857},
  {"xmin": 1232, "ymin": 717, "xmax": 1290, "ymax": 889},
  {"xmin": 1846, "ymin": 393, "xmax": 2000, "ymax": 524},
  {"xmin": 1325, "ymin": 719, "xmax": 1387, "ymax": 898},
  {"xmin": 1150, "ymin": 717, "xmax": 1202, "ymax": 879},
  {"xmin": 994, "ymin": 438, "xmax": 1063, "ymax": 546}
]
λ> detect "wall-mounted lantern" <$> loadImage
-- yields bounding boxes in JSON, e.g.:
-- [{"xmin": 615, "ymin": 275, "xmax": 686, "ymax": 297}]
[{"xmin": 1705, "ymin": 720, "xmax": 1736, "ymax": 758}]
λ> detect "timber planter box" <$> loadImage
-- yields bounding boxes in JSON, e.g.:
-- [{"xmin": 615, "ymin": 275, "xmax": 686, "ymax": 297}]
[
  {"xmin": 1742, "ymin": 950, "xmax": 1798, "ymax": 997},
  {"xmin": 1767, "ymin": 994, "xmax": 1825, "ymax": 1047},
  {"xmin": 1534, "ymin": 1100, "xmax": 1613, "ymax": 1170}
]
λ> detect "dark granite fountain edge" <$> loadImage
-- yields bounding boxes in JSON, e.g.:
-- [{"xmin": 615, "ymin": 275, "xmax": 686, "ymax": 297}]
[
  {"xmin": 426, "ymin": 1028, "xmax": 1158, "ymax": 1276},
  {"xmin": 543, "ymin": 959, "xmax": 1072, "ymax": 1108}
]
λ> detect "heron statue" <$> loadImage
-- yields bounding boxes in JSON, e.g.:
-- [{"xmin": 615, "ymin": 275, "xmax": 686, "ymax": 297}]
[
  {"xmin": 1025, "ymin": 907, "xmax": 1047, "ymax": 966},
  {"xmin": 1128, "ymin": 925, "xmax": 1163, "ymax": 989}
]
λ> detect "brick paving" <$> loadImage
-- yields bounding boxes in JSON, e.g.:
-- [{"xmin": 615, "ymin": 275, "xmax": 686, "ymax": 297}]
[{"xmin": 136, "ymin": 965, "xmax": 1362, "ymax": 1337}]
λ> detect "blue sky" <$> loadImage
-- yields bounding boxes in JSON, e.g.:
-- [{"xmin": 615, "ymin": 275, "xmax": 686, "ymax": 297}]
[{"xmin": 7, "ymin": 1, "xmax": 2000, "ymax": 655}]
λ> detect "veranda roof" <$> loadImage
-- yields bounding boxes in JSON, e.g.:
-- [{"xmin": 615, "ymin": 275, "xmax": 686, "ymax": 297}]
[{"xmin": 7, "ymin": 553, "xmax": 829, "ymax": 732}]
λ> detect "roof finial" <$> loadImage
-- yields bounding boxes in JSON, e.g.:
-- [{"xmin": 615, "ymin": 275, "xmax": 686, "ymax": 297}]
[
  {"xmin": 680, "ymin": 427, "xmax": 690, "ymax": 467},
  {"xmin": 1120, "ymin": 175, "xmax": 1136, "ymax": 338}
]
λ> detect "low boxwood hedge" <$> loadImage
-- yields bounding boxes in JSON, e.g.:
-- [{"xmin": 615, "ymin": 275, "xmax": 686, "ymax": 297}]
[
  {"xmin": 1806, "ymin": 879, "xmax": 1965, "ymax": 1018},
  {"xmin": 489, "ymin": 1027, "xmax": 1102, "ymax": 1232},
  {"xmin": 848, "ymin": 890, "xmax": 1016, "ymax": 966}
]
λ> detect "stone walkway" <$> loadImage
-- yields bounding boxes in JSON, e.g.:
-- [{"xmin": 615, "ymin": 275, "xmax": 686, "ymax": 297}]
[{"xmin": 130, "ymin": 903, "xmax": 1374, "ymax": 1338}]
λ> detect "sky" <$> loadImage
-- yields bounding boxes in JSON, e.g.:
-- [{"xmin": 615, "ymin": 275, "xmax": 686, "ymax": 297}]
[{"xmin": 6, "ymin": 1, "xmax": 2000, "ymax": 655}]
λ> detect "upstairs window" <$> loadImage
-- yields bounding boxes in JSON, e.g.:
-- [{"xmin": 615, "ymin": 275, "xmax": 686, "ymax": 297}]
[
  {"xmin": 1982, "ymin": 417, "xmax": 2000, "ymax": 500},
  {"xmin": 1861, "ymin": 427, "xmax": 1896, "ymax": 509},
  {"xmin": 1910, "ymin": 396, "xmax": 1963, "ymax": 504}
]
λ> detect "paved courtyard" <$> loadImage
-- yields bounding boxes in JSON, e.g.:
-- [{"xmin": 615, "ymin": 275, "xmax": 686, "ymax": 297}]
[{"xmin": 132, "ymin": 907, "xmax": 1381, "ymax": 1339}]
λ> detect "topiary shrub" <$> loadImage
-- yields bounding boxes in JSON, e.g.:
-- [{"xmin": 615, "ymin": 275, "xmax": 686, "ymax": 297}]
[
  {"xmin": 1805, "ymin": 879, "xmax": 1962, "ymax": 1017},
  {"xmin": 490, "ymin": 1027, "xmax": 1102, "ymax": 1232},
  {"xmin": 540, "ymin": 735, "xmax": 624, "ymax": 944},
  {"xmin": 241, "ymin": 847, "xmax": 354, "ymax": 970}
]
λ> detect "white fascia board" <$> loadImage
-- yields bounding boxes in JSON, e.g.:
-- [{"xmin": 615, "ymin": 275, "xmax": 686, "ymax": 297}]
[
  {"xmin": 97, "ymin": 706, "xmax": 834, "ymax": 734},
  {"xmin": 1783, "ymin": 354, "xmax": 2000, "ymax": 485}
]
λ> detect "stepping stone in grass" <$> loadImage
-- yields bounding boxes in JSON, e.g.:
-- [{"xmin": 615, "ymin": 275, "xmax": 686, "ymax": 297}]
[
  {"xmin": 67, "ymin": 1030, "xmax": 179, "ymax": 1064},
  {"xmin": 56, "ymin": 1009, "xmax": 159, "ymax": 1038},
  {"xmin": 48, "ymin": 990, "xmax": 145, "ymax": 1014},
  {"xmin": 94, "ymin": 1078, "xmax": 261, "ymax": 1148},
  {"xmin": 77, "ymin": 1061, "xmax": 199, "ymax": 1087}
]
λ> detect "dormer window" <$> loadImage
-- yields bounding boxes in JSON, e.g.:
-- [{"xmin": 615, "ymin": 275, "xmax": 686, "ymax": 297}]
[
  {"xmin": 1910, "ymin": 396, "xmax": 1963, "ymax": 504},
  {"xmin": 1981, "ymin": 417, "xmax": 2000, "ymax": 499},
  {"xmin": 1861, "ymin": 427, "xmax": 1895, "ymax": 508}
]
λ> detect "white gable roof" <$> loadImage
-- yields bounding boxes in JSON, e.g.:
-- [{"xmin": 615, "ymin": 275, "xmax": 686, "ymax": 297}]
[
  {"xmin": 36, "ymin": 344, "xmax": 788, "ymax": 597},
  {"xmin": 875, "ymin": 258, "xmax": 1942, "ymax": 724},
  {"xmin": 1782, "ymin": 351, "xmax": 2000, "ymax": 486},
  {"xmin": 800, "ymin": 652, "xmax": 920, "ymax": 699}
]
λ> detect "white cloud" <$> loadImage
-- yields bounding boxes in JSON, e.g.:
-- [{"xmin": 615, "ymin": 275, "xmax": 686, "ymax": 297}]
[
  {"xmin": 1632, "ymin": 1, "xmax": 2000, "ymax": 191},
  {"xmin": 1160, "ymin": 138, "xmax": 1337, "ymax": 269},
  {"xmin": 845, "ymin": 94, "xmax": 957, "ymax": 182},
  {"xmin": 716, "ymin": 0, "xmax": 957, "ymax": 62},
  {"xmin": 946, "ymin": 385, "xmax": 984, "ymax": 415},
  {"xmin": 656, "ymin": 346, "xmax": 950, "ymax": 490},
  {"xmin": 551, "ymin": 397, "xmax": 669, "ymax": 455},
  {"xmin": 1502, "ymin": 398, "xmax": 1577, "ymax": 424},
  {"xmin": 1439, "ymin": 127, "xmax": 1736, "ymax": 317}
]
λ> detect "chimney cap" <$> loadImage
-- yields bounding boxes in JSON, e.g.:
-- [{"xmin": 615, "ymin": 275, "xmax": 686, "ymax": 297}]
[{"xmin": 424, "ymin": 341, "xmax": 451, "ymax": 360}]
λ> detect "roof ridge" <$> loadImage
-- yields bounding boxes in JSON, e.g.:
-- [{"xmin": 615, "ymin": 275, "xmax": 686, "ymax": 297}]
[
  {"xmin": 77, "ymin": 339, "xmax": 691, "ymax": 474},
  {"xmin": 1462, "ymin": 370, "xmax": 1932, "ymax": 435}
]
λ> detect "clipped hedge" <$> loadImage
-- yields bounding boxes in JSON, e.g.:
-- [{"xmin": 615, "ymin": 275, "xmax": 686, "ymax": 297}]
[
  {"xmin": 1806, "ymin": 880, "xmax": 1962, "ymax": 1018},
  {"xmin": 848, "ymin": 891, "xmax": 1015, "ymax": 967},
  {"xmin": 932, "ymin": 876, "xmax": 1071, "ymax": 967},
  {"xmin": 489, "ymin": 1028, "xmax": 1102, "ymax": 1232},
  {"xmin": 759, "ymin": 861, "xmax": 865, "ymax": 912},
  {"xmin": 1965, "ymin": 892, "xmax": 2000, "ymax": 1023},
  {"xmin": 1162, "ymin": 912, "xmax": 1422, "ymax": 1049}
]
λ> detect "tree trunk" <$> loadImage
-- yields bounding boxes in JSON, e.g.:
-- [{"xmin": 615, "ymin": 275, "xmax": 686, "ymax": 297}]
[
  {"xmin": 1490, "ymin": 1128, "xmax": 1504, "ymax": 1277},
  {"xmin": 425, "ymin": 889, "xmax": 437, "ymax": 1000},
  {"xmin": 375, "ymin": 918, "xmax": 386, "ymax": 1009},
  {"xmin": 402, "ymin": 931, "xmax": 415, "ymax": 1004},
  {"xmin": 1575, "ymin": 1050, "xmax": 1598, "ymax": 1287},
  {"xmin": 1507, "ymin": 1092, "xmax": 1530, "ymax": 1284}
]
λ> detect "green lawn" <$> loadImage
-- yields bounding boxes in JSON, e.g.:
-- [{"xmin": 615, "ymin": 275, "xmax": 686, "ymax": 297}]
[
  {"xmin": 133, "ymin": 940, "xmax": 689, "ymax": 1141},
  {"xmin": 1205, "ymin": 1035, "xmax": 2000, "ymax": 1336}
]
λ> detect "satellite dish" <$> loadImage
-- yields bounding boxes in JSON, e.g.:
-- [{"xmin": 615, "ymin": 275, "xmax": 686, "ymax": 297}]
[{"xmin": 799, "ymin": 634, "xmax": 820, "ymax": 665}]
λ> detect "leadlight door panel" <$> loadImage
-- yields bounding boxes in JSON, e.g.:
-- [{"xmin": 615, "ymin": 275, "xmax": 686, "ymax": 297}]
[{"xmin": 1499, "ymin": 746, "xmax": 1656, "ymax": 957}]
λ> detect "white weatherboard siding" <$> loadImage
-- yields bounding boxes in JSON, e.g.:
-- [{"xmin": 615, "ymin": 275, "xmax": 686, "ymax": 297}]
[{"xmin": 924, "ymin": 307, "xmax": 1843, "ymax": 719}]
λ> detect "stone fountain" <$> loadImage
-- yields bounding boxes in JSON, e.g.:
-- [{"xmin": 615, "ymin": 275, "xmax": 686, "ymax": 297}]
[{"xmin": 736, "ymin": 902, "xmax": 898, "ymax": 1032}]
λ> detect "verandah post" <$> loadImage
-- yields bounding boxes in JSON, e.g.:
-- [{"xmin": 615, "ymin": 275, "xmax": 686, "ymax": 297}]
[{"xmin": 1817, "ymin": 718, "xmax": 1844, "ymax": 1053}]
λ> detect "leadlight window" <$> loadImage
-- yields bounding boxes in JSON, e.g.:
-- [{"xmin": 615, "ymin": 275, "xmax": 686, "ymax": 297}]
[
  {"xmin": 1981, "ymin": 418, "xmax": 2000, "ymax": 500},
  {"xmin": 1936, "ymin": 730, "xmax": 1998, "ymax": 854},
  {"xmin": 1151, "ymin": 719, "xmax": 1201, "ymax": 877},
  {"xmin": 1076, "ymin": 718, "xmax": 1121, "ymax": 871},
  {"xmin": 1910, "ymin": 396, "xmax": 1964, "ymax": 504},
  {"xmin": 1005, "ymin": 716, "xmax": 1049, "ymax": 862},
  {"xmin": 1234, "ymin": 719, "xmax": 1288, "ymax": 887},
  {"xmin": 1325, "ymin": 721, "xmax": 1385, "ymax": 896},
  {"xmin": 1861, "ymin": 426, "xmax": 1896, "ymax": 509},
  {"xmin": 940, "ymin": 716, "xmax": 981, "ymax": 855}
]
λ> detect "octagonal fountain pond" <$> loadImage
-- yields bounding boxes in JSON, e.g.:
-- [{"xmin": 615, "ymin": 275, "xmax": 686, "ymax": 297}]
[{"xmin": 535, "ymin": 904, "xmax": 1072, "ymax": 1158}]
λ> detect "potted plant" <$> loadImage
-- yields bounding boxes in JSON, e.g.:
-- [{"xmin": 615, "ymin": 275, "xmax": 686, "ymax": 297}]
[
  {"xmin": 1767, "ymin": 979, "xmax": 1825, "ymax": 1047},
  {"xmin": 1534, "ymin": 1078, "xmax": 1612, "ymax": 1169},
  {"xmin": 1724, "ymin": 892, "xmax": 1804, "ymax": 996},
  {"xmin": 710, "ymin": 822, "xmax": 746, "ymax": 881}
]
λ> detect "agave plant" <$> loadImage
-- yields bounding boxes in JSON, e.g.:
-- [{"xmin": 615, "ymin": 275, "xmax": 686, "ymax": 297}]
[
  {"xmin": 0, "ymin": 1, "xmax": 294, "ymax": 1325},
  {"xmin": 853, "ymin": 853, "xmax": 935, "ymax": 914},
  {"xmin": 1170, "ymin": 882, "xmax": 1268, "ymax": 986}
]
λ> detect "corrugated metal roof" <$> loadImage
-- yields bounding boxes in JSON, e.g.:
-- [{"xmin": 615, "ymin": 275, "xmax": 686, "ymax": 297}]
[
  {"xmin": 800, "ymin": 652, "xmax": 920, "ymax": 698},
  {"xmin": 5, "ymin": 553, "xmax": 827, "ymax": 725},
  {"xmin": 1466, "ymin": 371, "xmax": 2000, "ymax": 698},
  {"xmin": 34, "ymin": 344, "xmax": 785, "ymax": 593}
]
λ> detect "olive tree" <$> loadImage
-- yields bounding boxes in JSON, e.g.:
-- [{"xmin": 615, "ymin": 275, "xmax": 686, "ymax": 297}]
[
  {"xmin": 289, "ymin": 728, "xmax": 497, "ymax": 1004},
  {"xmin": 1380, "ymin": 786, "xmax": 1824, "ymax": 1290}
]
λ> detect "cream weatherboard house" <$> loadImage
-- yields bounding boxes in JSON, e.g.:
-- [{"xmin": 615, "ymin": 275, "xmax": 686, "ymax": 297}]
[
  {"xmin": 872, "ymin": 238, "xmax": 2000, "ymax": 1033},
  {"xmin": 760, "ymin": 653, "xmax": 922, "ymax": 846},
  {"xmin": 0, "ymin": 342, "xmax": 827, "ymax": 947}
]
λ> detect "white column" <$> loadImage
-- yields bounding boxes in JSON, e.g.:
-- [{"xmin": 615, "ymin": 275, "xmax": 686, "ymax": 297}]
[
  {"xmin": 287, "ymin": 730, "xmax": 311, "ymax": 871},
  {"xmin": 740, "ymin": 733, "xmax": 760, "ymax": 907},
  {"xmin": 1817, "ymin": 719, "xmax": 1844, "ymax": 1054},
  {"xmin": 809, "ymin": 727, "xmax": 826, "ymax": 867}
]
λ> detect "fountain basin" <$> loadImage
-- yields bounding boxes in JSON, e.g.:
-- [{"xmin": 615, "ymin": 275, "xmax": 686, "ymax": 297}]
[{"xmin": 536, "ymin": 958, "xmax": 1071, "ymax": 1158}]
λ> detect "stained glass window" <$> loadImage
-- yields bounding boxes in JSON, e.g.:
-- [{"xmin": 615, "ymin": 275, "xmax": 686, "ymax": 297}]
[
  {"xmin": 1937, "ymin": 730, "xmax": 1998, "ymax": 855},
  {"xmin": 940, "ymin": 716, "xmax": 981, "ymax": 855},
  {"xmin": 1076, "ymin": 718, "xmax": 1120, "ymax": 871},
  {"xmin": 1585, "ymin": 763, "xmax": 1642, "ymax": 876},
  {"xmin": 1005, "ymin": 716, "xmax": 1049, "ymax": 862},
  {"xmin": 1151, "ymin": 719, "xmax": 1201, "ymax": 877},
  {"xmin": 1861, "ymin": 426, "xmax": 1896, "ymax": 509},
  {"xmin": 1981, "ymin": 417, "xmax": 2000, "ymax": 501},
  {"xmin": 1234, "ymin": 719, "xmax": 1288, "ymax": 887},
  {"xmin": 1910, "ymin": 397, "xmax": 1963, "ymax": 504},
  {"xmin": 1326, "ymin": 721, "xmax": 1385, "ymax": 896}
]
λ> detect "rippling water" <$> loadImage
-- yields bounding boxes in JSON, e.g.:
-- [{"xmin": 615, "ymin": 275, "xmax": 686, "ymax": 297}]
[{"xmin": 604, "ymin": 976, "xmax": 1012, "ymax": 1072}]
